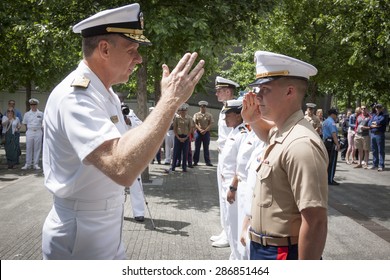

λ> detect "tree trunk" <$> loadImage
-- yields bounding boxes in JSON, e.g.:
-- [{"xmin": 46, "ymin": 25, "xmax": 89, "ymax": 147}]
[
  {"xmin": 25, "ymin": 80, "xmax": 32, "ymax": 112},
  {"xmin": 307, "ymin": 81, "xmax": 318, "ymax": 103},
  {"xmin": 137, "ymin": 59, "xmax": 148, "ymax": 122},
  {"xmin": 137, "ymin": 58, "xmax": 151, "ymax": 183},
  {"xmin": 154, "ymin": 72, "xmax": 161, "ymax": 104}
]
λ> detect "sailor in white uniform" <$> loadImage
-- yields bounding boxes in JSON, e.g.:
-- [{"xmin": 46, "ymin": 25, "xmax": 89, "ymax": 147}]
[
  {"xmin": 211, "ymin": 76, "xmax": 240, "ymax": 248},
  {"xmin": 22, "ymin": 98, "xmax": 44, "ymax": 170},
  {"xmin": 122, "ymin": 104, "xmax": 146, "ymax": 222},
  {"xmin": 236, "ymin": 129, "xmax": 265, "ymax": 259},
  {"xmin": 219, "ymin": 99, "xmax": 248, "ymax": 259}
]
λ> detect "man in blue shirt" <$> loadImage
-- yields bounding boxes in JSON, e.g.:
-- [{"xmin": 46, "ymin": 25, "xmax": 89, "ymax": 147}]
[
  {"xmin": 369, "ymin": 104, "xmax": 386, "ymax": 171},
  {"xmin": 322, "ymin": 108, "xmax": 341, "ymax": 185}
]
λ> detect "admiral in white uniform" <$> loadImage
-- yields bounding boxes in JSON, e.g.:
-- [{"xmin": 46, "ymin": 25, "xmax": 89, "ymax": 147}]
[{"xmin": 41, "ymin": 3, "xmax": 205, "ymax": 260}]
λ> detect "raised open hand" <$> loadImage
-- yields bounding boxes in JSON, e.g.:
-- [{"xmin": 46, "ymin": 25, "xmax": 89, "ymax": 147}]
[
  {"xmin": 161, "ymin": 53, "xmax": 205, "ymax": 105},
  {"xmin": 241, "ymin": 92, "xmax": 262, "ymax": 124}
]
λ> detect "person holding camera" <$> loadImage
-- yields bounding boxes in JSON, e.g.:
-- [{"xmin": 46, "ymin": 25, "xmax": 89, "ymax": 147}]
[{"xmin": 121, "ymin": 104, "xmax": 146, "ymax": 222}]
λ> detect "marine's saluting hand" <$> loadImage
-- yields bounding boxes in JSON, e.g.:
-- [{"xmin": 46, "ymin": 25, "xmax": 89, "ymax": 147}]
[{"xmin": 241, "ymin": 92, "xmax": 262, "ymax": 124}]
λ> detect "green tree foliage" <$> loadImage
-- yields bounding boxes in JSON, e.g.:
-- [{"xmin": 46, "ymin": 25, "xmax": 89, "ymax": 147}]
[
  {"xmin": 222, "ymin": 0, "xmax": 389, "ymax": 109},
  {"xmin": 329, "ymin": 0, "xmax": 390, "ymax": 106},
  {"xmin": 114, "ymin": 0, "xmax": 273, "ymax": 100},
  {"xmin": 1, "ymin": 0, "xmax": 388, "ymax": 111},
  {"xmin": 0, "ymin": 0, "xmax": 273, "ymax": 109}
]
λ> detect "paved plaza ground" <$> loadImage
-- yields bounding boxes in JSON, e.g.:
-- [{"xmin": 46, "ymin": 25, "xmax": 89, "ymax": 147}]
[{"xmin": 0, "ymin": 134, "xmax": 389, "ymax": 260}]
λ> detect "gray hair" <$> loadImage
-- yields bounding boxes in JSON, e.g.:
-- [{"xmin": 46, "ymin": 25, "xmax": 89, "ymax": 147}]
[{"xmin": 82, "ymin": 34, "xmax": 118, "ymax": 58}]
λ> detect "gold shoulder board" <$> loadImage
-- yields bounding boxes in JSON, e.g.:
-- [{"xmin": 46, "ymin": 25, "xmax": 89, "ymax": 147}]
[{"xmin": 71, "ymin": 76, "xmax": 90, "ymax": 88}]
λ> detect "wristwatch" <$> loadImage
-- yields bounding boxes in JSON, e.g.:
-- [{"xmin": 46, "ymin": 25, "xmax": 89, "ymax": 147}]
[{"xmin": 229, "ymin": 186, "xmax": 237, "ymax": 192}]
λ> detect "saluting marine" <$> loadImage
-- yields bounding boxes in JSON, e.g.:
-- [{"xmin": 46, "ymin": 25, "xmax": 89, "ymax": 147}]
[{"xmin": 242, "ymin": 51, "xmax": 328, "ymax": 260}]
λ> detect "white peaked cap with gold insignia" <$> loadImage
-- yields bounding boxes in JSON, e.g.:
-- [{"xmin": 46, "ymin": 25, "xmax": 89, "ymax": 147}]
[
  {"xmin": 222, "ymin": 99, "xmax": 242, "ymax": 114},
  {"xmin": 29, "ymin": 98, "xmax": 39, "ymax": 105},
  {"xmin": 249, "ymin": 51, "xmax": 317, "ymax": 86},
  {"xmin": 215, "ymin": 76, "xmax": 240, "ymax": 89},
  {"xmin": 73, "ymin": 3, "xmax": 151, "ymax": 45}
]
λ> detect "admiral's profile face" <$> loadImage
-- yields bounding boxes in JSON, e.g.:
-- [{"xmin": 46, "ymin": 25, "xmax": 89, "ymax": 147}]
[{"xmin": 107, "ymin": 35, "xmax": 142, "ymax": 85}]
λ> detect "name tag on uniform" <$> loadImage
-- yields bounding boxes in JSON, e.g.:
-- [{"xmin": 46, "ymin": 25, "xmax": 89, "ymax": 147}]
[{"xmin": 110, "ymin": 115, "xmax": 119, "ymax": 124}]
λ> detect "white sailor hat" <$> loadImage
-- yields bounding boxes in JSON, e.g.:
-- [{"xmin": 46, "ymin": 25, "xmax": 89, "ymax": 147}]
[
  {"xmin": 215, "ymin": 76, "xmax": 240, "ymax": 89},
  {"xmin": 198, "ymin": 101, "xmax": 208, "ymax": 106},
  {"xmin": 29, "ymin": 98, "xmax": 39, "ymax": 105},
  {"xmin": 249, "ymin": 51, "xmax": 317, "ymax": 86},
  {"xmin": 306, "ymin": 102, "xmax": 316, "ymax": 108},
  {"xmin": 73, "ymin": 3, "xmax": 151, "ymax": 45},
  {"xmin": 222, "ymin": 99, "xmax": 242, "ymax": 114},
  {"xmin": 148, "ymin": 106, "xmax": 155, "ymax": 112}
]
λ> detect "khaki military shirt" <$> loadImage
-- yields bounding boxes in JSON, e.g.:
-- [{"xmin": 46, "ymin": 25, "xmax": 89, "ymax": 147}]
[
  {"xmin": 193, "ymin": 112, "xmax": 214, "ymax": 131},
  {"xmin": 304, "ymin": 114, "xmax": 321, "ymax": 130},
  {"xmin": 173, "ymin": 114, "xmax": 192, "ymax": 135},
  {"xmin": 251, "ymin": 110, "xmax": 328, "ymax": 238}
]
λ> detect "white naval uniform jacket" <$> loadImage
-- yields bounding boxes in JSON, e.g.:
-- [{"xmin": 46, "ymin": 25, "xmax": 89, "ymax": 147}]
[
  {"xmin": 219, "ymin": 123, "xmax": 248, "ymax": 260},
  {"xmin": 42, "ymin": 61, "xmax": 128, "ymax": 260}
]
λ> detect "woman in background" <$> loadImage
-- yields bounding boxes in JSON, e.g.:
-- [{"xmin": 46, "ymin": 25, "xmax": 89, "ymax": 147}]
[
  {"xmin": 345, "ymin": 107, "xmax": 360, "ymax": 164},
  {"xmin": 2, "ymin": 109, "xmax": 21, "ymax": 169}
]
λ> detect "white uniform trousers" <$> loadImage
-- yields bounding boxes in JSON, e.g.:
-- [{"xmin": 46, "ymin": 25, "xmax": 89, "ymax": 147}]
[
  {"xmin": 221, "ymin": 177, "xmax": 239, "ymax": 260},
  {"xmin": 164, "ymin": 130, "xmax": 175, "ymax": 164},
  {"xmin": 217, "ymin": 160, "xmax": 226, "ymax": 229},
  {"xmin": 130, "ymin": 177, "xmax": 145, "ymax": 217},
  {"xmin": 42, "ymin": 196, "xmax": 126, "ymax": 260},
  {"xmin": 25, "ymin": 129, "xmax": 42, "ymax": 166},
  {"xmin": 236, "ymin": 179, "xmax": 249, "ymax": 259}
]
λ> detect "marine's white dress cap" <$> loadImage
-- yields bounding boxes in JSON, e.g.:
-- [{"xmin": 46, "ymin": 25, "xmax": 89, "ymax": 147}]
[
  {"xmin": 215, "ymin": 76, "xmax": 240, "ymax": 89},
  {"xmin": 249, "ymin": 51, "xmax": 317, "ymax": 86},
  {"xmin": 306, "ymin": 102, "xmax": 317, "ymax": 108},
  {"xmin": 73, "ymin": 3, "xmax": 151, "ymax": 45},
  {"xmin": 198, "ymin": 101, "xmax": 208, "ymax": 106},
  {"xmin": 178, "ymin": 103, "xmax": 189, "ymax": 111}
]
